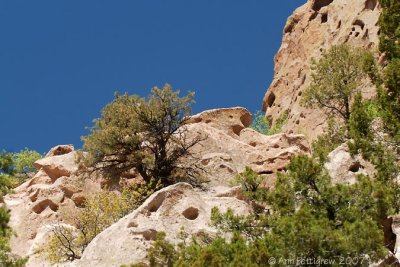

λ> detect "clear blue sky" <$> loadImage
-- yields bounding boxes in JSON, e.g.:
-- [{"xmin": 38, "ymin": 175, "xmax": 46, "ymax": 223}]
[{"xmin": 0, "ymin": 0, "xmax": 304, "ymax": 153}]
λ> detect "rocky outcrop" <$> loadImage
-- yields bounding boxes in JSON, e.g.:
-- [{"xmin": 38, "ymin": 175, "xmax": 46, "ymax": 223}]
[
  {"xmin": 33, "ymin": 151, "xmax": 78, "ymax": 181},
  {"xmin": 186, "ymin": 107, "xmax": 310, "ymax": 187},
  {"xmin": 4, "ymin": 108, "xmax": 310, "ymax": 266},
  {"xmin": 76, "ymin": 183, "xmax": 252, "ymax": 267},
  {"xmin": 262, "ymin": 0, "xmax": 380, "ymax": 141},
  {"xmin": 4, "ymin": 145, "xmax": 101, "ymax": 266},
  {"xmin": 325, "ymin": 143, "xmax": 375, "ymax": 184}
]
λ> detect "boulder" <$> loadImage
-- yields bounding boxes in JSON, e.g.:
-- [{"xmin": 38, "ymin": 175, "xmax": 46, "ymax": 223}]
[
  {"xmin": 34, "ymin": 152, "xmax": 78, "ymax": 180},
  {"xmin": 325, "ymin": 143, "xmax": 375, "ymax": 184},
  {"xmin": 76, "ymin": 183, "xmax": 252, "ymax": 267}
]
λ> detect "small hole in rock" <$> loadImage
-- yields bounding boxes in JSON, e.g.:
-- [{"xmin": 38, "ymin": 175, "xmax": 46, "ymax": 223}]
[
  {"xmin": 128, "ymin": 221, "xmax": 138, "ymax": 228},
  {"xmin": 182, "ymin": 207, "xmax": 199, "ymax": 220},
  {"xmin": 142, "ymin": 229, "xmax": 158, "ymax": 241},
  {"xmin": 349, "ymin": 162, "xmax": 361, "ymax": 173},
  {"xmin": 231, "ymin": 125, "xmax": 244, "ymax": 136},
  {"xmin": 321, "ymin": 13, "xmax": 328, "ymax": 23}
]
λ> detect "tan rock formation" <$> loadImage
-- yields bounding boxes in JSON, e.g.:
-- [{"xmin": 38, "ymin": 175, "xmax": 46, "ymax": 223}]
[
  {"xmin": 34, "ymin": 149, "xmax": 78, "ymax": 181},
  {"xmin": 186, "ymin": 107, "xmax": 310, "ymax": 187},
  {"xmin": 5, "ymin": 108, "xmax": 310, "ymax": 266},
  {"xmin": 76, "ymin": 183, "xmax": 252, "ymax": 267},
  {"xmin": 262, "ymin": 0, "xmax": 380, "ymax": 142},
  {"xmin": 4, "ymin": 146, "xmax": 101, "ymax": 266},
  {"xmin": 325, "ymin": 143, "xmax": 375, "ymax": 184}
]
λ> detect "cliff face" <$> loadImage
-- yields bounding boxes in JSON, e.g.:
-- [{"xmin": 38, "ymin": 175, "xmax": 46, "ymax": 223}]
[{"xmin": 262, "ymin": 0, "xmax": 381, "ymax": 141}]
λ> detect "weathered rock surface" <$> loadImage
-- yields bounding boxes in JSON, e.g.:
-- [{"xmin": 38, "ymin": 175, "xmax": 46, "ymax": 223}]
[
  {"xmin": 186, "ymin": 107, "xmax": 310, "ymax": 187},
  {"xmin": 5, "ymin": 108, "xmax": 310, "ymax": 266},
  {"xmin": 34, "ymin": 148, "xmax": 78, "ymax": 181},
  {"xmin": 4, "ymin": 145, "xmax": 101, "ymax": 267},
  {"xmin": 76, "ymin": 183, "xmax": 252, "ymax": 267},
  {"xmin": 392, "ymin": 216, "xmax": 400, "ymax": 262},
  {"xmin": 263, "ymin": 0, "xmax": 380, "ymax": 142},
  {"xmin": 325, "ymin": 143, "xmax": 375, "ymax": 184}
]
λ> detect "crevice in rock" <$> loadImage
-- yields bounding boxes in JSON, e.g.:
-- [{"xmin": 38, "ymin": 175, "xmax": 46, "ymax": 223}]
[
  {"xmin": 284, "ymin": 17, "xmax": 299, "ymax": 34},
  {"xmin": 182, "ymin": 207, "xmax": 199, "ymax": 220},
  {"xmin": 362, "ymin": 29, "xmax": 369, "ymax": 39},
  {"xmin": 258, "ymin": 171, "xmax": 274, "ymax": 175},
  {"xmin": 321, "ymin": 13, "xmax": 328, "ymax": 23},
  {"xmin": 146, "ymin": 192, "xmax": 166, "ymax": 213},
  {"xmin": 29, "ymin": 189, "xmax": 40, "ymax": 202},
  {"xmin": 381, "ymin": 217, "xmax": 396, "ymax": 253},
  {"xmin": 309, "ymin": 12, "xmax": 318, "ymax": 22}
]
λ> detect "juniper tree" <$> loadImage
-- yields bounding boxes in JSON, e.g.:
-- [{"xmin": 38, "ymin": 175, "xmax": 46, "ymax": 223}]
[
  {"xmin": 82, "ymin": 84, "xmax": 204, "ymax": 186},
  {"xmin": 302, "ymin": 44, "xmax": 369, "ymax": 125}
]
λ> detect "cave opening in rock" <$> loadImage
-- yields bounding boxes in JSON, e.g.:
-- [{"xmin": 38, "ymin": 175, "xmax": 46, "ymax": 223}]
[
  {"xmin": 365, "ymin": 0, "xmax": 377, "ymax": 10},
  {"xmin": 312, "ymin": 0, "xmax": 334, "ymax": 12},
  {"xmin": 267, "ymin": 92, "xmax": 276, "ymax": 108},
  {"xmin": 353, "ymin": 19, "xmax": 365, "ymax": 30}
]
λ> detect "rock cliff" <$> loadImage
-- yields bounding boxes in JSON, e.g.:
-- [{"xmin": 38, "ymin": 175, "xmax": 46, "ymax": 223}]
[
  {"xmin": 5, "ymin": 108, "xmax": 309, "ymax": 266},
  {"xmin": 262, "ymin": 0, "xmax": 381, "ymax": 141}
]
